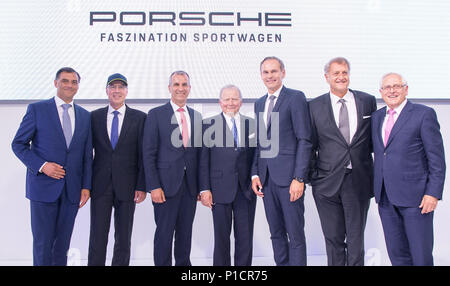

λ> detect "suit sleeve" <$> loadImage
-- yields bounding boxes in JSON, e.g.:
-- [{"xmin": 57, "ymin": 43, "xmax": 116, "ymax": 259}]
[
  {"xmin": 421, "ymin": 108, "xmax": 446, "ymax": 200},
  {"xmin": 291, "ymin": 92, "xmax": 313, "ymax": 180},
  {"xmin": 308, "ymin": 101, "xmax": 318, "ymax": 183},
  {"xmin": 369, "ymin": 95, "xmax": 378, "ymax": 153},
  {"xmin": 11, "ymin": 104, "xmax": 46, "ymax": 174},
  {"xmin": 136, "ymin": 113, "xmax": 147, "ymax": 192},
  {"xmin": 251, "ymin": 101, "xmax": 260, "ymax": 177},
  {"xmin": 82, "ymin": 114, "xmax": 93, "ymax": 190},
  {"xmin": 199, "ymin": 120, "xmax": 211, "ymax": 191},
  {"xmin": 142, "ymin": 109, "xmax": 161, "ymax": 192}
]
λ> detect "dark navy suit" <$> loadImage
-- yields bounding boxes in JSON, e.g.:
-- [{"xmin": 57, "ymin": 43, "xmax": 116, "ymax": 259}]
[
  {"xmin": 143, "ymin": 101, "xmax": 202, "ymax": 266},
  {"xmin": 88, "ymin": 105, "xmax": 146, "ymax": 266},
  {"xmin": 372, "ymin": 100, "xmax": 445, "ymax": 266},
  {"xmin": 199, "ymin": 113, "xmax": 256, "ymax": 266},
  {"xmin": 11, "ymin": 97, "xmax": 92, "ymax": 266},
  {"xmin": 251, "ymin": 86, "xmax": 312, "ymax": 266}
]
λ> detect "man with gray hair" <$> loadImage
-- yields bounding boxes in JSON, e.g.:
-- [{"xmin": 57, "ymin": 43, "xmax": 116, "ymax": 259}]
[
  {"xmin": 143, "ymin": 70, "xmax": 203, "ymax": 266},
  {"xmin": 309, "ymin": 57, "xmax": 377, "ymax": 265},
  {"xmin": 199, "ymin": 84, "xmax": 256, "ymax": 266},
  {"xmin": 372, "ymin": 72, "xmax": 445, "ymax": 265}
]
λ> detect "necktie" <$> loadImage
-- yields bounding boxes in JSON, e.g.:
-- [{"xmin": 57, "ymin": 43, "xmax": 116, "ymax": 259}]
[
  {"xmin": 338, "ymin": 99, "xmax": 350, "ymax": 144},
  {"xmin": 384, "ymin": 109, "xmax": 396, "ymax": 146},
  {"xmin": 266, "ymin": 95, "xmax": 276, "ymax": 126},
  {"xmin": 231, "ymin": 117, "xmax": 239, "ymax": 147},
  {"xmin": 61, "ymin": 104, "xmax": 72, "ymax": 148},
  {"xmin": 178, "ymin": 107, "xmax": 189, "ymax": 147},
  {"xmin": 111, "ymin": 110, "xmax": 119, "ymax": 149}
]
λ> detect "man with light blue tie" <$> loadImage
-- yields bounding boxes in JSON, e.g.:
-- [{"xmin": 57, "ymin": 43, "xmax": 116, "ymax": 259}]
[
  {"xmin": 12, "ymin": 67, "xmax": 92, "ymax": 266},
  {"xmin": 88, "ymin": 74, "xmax": 147, "ymax": 266},
  {"xmin": 372, "ymin": 73, "xmax": 445, "ymax": 265}
]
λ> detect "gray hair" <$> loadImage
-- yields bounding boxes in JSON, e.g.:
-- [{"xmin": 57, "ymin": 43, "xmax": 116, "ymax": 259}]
[
  {"xmin": 380, "ymin": 72, "xmax": 408, "ymax": 88},
  {"xmin": 219, "ymin": 84, "xmax": 242, "ymax": 100},
  {"xmin": 169, "ymin": 70, "xmax": 190, "ymax": 85},
  {"xmin": 324, "ymin": 57, "xmax": 351, "ymax": 74},
  {"xmin": 260, "ymin": 56, "xmax": 285, "ymax": 72}
]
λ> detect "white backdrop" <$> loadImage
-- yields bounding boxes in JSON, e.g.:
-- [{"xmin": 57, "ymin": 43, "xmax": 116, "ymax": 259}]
[{"xmin": 1, "ymin": 99, "xmax": 449, "ymax": 266}]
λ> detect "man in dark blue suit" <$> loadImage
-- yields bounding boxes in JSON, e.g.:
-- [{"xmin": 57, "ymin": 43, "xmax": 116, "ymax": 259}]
[
  {"xmin": 372, "ymin": 73, "xmax": 445, "ymax": 266},
  {"xmin": 11, "ymin": 67, "xmax": 92, "ymax": 266},
  {"xmin": 199, "ymin": 85, "xmax": 256, "ymax": 266},
  {"xmin": 88, "ymin": 74, "xmax": 147, "ymax": 266},
  {"xmin": 143, "ymin": 71, "xmax": 202, "ymax": 266},
  {"xmin": 251, "ymin": 57, "xmax": 312, "ymax": 266}
]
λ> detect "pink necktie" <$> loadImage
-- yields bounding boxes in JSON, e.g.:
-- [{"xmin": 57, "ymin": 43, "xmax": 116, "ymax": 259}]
[
  {"xmin": 177, "ymin": 107, "xmax": 189, "ymax": 147},
  {"xmin": 384, "ymin": 109, "xmax": 396, "ymax": 146}
]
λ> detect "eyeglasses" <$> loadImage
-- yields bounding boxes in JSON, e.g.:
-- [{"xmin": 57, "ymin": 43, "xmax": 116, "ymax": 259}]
[{"xmin": 381, "ymin": 84, "xmax": 406, "ymax": 91}]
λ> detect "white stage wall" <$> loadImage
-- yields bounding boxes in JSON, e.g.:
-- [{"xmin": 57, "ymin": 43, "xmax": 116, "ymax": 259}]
[{"xmin": 1, "ymin": 99, "xmax": 449, "ymax": 266}]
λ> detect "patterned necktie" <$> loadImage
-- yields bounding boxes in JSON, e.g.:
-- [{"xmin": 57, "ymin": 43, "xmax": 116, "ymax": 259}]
[
  {"xmin": 111, "ymin": 110, "xmax": 119, "ymax": 149},
  {"xmin": 266, "ymin": 95, "xmax": 276, "ymax": 126},
  {"xmin": 231, "ymin": 117, "xmax": 239, "ymax": 147},
  {"xmin": 384, "ymin": 109, "xmax": 396, "ymax": 146},
  {"xmin": 177, "ymin": 107, "xmax": 189, "ymax": 147},
  {"xmin": 61, "ymin": 104, "xmax": 72, "ymax": 148},
  {"xmin": 338, "ymin": 99, "xmax": 350, "ymax": 144}
]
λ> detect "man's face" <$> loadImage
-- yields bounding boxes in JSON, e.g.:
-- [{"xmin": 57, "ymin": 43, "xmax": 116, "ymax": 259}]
[
  {"xmin": 106, "ymin": 81, "xmax": 128, "ymax": 109},
  {"xmin": 54, "ymin": 72, "xmax": 79, "ymax": 103},
  {"xmin": 380, "ymin": 74, "xmax": 408, "ymax": 109},
  {"xmin": 169, "ymin": 74, "xmax": 191, "ymax": 107},
  {"xmin": 261, "ymin": 59, "xmax": 285, "ymax": 94},
  {"xmin": 325, "ymin": 62, "xmax": 350, "ymax": 97},
  {"xmin": 220, "ymin": 88, "xmax": 242, "ymax": 116}
]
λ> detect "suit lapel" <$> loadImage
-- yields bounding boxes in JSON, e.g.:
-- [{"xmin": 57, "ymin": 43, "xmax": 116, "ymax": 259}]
[
  {"xmin": 385, "ymin": 101, "xmax": 413, "ymax": 148},
  {"xmin": 70, "ymin": 104, "xmax": 83, "ymax": 150},
  {"xmin": 375, "ymin": 106, "xmax": 386, "ymax": 148},
  {"xmin": 48, "ymin": 98, "xmax": 70, "ymax": 149},
  {"xmin": 349, "ymin": 90, "xmax": 363, "ymax": 145},
  {"xmin": 116, "ymin": 105, "xmax": 132, "ymax": 149},
  {"xmin": 267, "ymin": 86, "xmax": 286, "ymax": 131}
]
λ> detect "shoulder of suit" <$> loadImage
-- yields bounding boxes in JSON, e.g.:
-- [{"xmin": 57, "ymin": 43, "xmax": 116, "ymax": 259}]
[
  {"xmin": 74, "ymin": 103, "xmax": 89, "ymax": 115},
  {"xmin": 282, "ymin": 87, "xmax": 305, "ymax": 97},
  {"xmin": 309, "ymin": 93, "xmax": 328, "ymax": 105},
  {"xmin": 203, "ymin": 114, "xmax": 222, "ymax": 124},
  {"xmin": 126, "ymin": 106, "xmax": 147, "ymax": 118},
  {"xmin": 350, "ymin": 89, "xmax": 376, "ymax": 100}
]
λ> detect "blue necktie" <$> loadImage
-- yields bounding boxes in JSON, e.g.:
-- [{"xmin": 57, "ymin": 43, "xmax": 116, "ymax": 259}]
[
  {"xmin": 231, "ymin": 117, "xmax": 239, "ymax": 147},
  {"xmin": 61, "ymin": 104, "xmax": 72, "ymax": 148},
  {"xmin": 111, "ymin": 110, "xmax": 119, "ymax": 149}
]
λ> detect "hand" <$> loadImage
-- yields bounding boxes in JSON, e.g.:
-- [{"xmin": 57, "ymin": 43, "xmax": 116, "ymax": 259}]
[
  {"xmin": 252, "ymin": 177, "xmax": 264, "ymax": 198},
  {"xmin": 419, "ymin": 195, "xmax": 438, "ymax": 214},
  {"xmin": 151, "ymin": 188, "xmax": 166, "ymax": 203},
  {"xmin": 79, "ymin": 189, "xmax": 90, "ymax": 208},
  {"xmin": 134, "ymin": 191, "xmax": 147, "ymax": 204},
  {"xmin": 200, "ymin": 191, "xmax": 213, "ymax": 208},
  {"xmin": 289, "ymin": 180, "xmax": 304, "ymax": 202},
  {"xmin": 42, "ymin": 162, "xmax": 65, "ymax": 180}
]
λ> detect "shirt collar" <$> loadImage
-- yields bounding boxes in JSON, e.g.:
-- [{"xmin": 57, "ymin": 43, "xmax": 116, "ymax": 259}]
[
  {"xmin": 268, "ymin": 85, "xmax": 283, "ymax": 98},
  {"xmin": 386, "ymin": 99, "xmax": 407, "ymax": 115},
  {"xmin": 170, "ymin": 100, "xmax": 187, "ymax": 113},
  {"xmin": 54, "ymin": 95, "xmax": 73, "ymax": 107},
  {"xmin": 222, "ymin": 112, "xmax": 241, "ymax": 122},
  {"xmin": 330, "ymin": 89, "xmax": 353, "ymax": 104},
  {"xmin": 108, "ymin": 104, "xmax": 126, "ymax": 115}
]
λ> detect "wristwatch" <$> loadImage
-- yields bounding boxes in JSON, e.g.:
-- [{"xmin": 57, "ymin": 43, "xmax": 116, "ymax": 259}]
[{"xmin": 293, "ymin": 177, "xmax": 304, "ymax": 183}]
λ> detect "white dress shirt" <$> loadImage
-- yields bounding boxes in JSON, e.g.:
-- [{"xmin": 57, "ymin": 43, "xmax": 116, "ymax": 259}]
[
  {"xmin": 107, "ymin": 104, "xmax": 126, "ymax": 140},
  {"xmin": 54, "ymin": 95, "xmax": 75, "ymax": 136},
  {"xmin": 263, "ymin": 85, "xmax": 283, "ymax": 127},
  {"xmin": 330, "ymin": 90, "xmax": 357, "ymax": 168},
  {"xmin": 381, "ymin": 99, "xmax": 407, "ymax": 143},
  {"xmin": 222, "ymin": 112, "xmax": 241, "ymax": 146},
  {"xmin": 170, "ymin": 100, "xmax": 191, "ymax": 138}
]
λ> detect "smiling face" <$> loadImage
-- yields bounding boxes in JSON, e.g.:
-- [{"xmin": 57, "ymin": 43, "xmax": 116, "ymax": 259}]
[
  {"xmin": 380, "ymin": 74, "xmax": 408, "ymax": 109},
  {"xmin": 54, "ymin": 72, "xmax": 79, "ymax": 103},
  {"xmin": 106, "ymin": 80, "xmax": 128, "ymax": 110},
  {"xmin": 260, "ymin": 59, "xmax": 285, "ymax": 94},
  {"xmin": 220, "ymin": 87, "xmax": 242, "ymax": 116},
  {"xmin": 325, "ymin": 62, "xmax": 350, "ymax": 97},
  {"xmin": 169, "ymin": 74, "xmax": 191, "ymax": 107}
]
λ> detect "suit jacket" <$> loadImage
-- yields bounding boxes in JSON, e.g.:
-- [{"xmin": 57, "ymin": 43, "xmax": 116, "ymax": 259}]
[
  {"xmin": 372, "ymin": 100, "xmax": 446, "ymax": 207},
  {"xmin": 143, "ymin": 101, "xmax": 202, "ymax": 197},
  {"xmin": 91, "ymin": 105, "xmax": 146, "ymax": 201},
  {"xmin": 199, "ymin": 113, "xmax": 256, "ymax": 204},
  {"xmin": 251, "ymin": 86, "xmax": 312, "ymax": 187},
  {"xmin": 11, "ymin": 97, "xmax": 92, "ymax": 203},
  {"xmin": 309, "ymin": 90, "xmax": 377, "ymax": 199}
]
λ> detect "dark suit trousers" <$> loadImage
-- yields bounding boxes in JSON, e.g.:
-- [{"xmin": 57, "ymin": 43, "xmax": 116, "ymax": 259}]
[
  {"xmin": 88, "ymin": 184, "xmax": 136, "ymax": 266},
  {"xmin": 212, "ymin": 190, "xmax": 256, "ymax": 266},
  {"xmin": 30, "ymin": 185, "xmax": 79, "ymax": 266},
  {"xmin": 262, "ymin": 173, "xmax": 307, "ymax": 266},
  {"xmin": 153, "ymin": 173, "xmax": 197, "ymax": 266},
  {"xmin": 313, "ymin": 170, "xmax": 370, "ymax": 266},
  {"xmin": 378, "ymin": 184, "xmax": 434, "ymax": 266}
]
